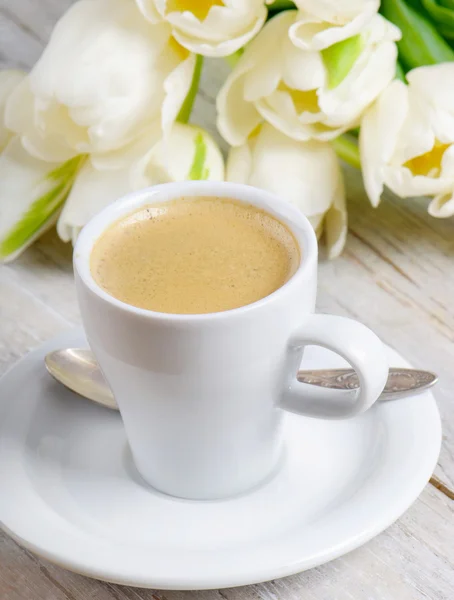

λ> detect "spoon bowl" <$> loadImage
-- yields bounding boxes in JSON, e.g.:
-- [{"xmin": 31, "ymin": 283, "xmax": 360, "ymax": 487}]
[{"xmin": 45, "ymin": 348, "xmax": 117, "ymax": 410}]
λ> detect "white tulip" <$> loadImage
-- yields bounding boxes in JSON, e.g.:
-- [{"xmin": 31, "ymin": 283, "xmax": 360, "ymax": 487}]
[
  {"xmin": 360, "ymin": 64, "xmax": 454, "ymax": 217},
  {"xmin": 226, "ymin": 123, "xmax": 347, "ymax": 258},
  {"xmin": 135, "ymin": 0, "xmax": 267, "ymax": 57},
  {"xmin": 0, "ymin": 138, "xmax": 84, "ymax": 262},
  {"xmin": 57, "ymin": 123, "xmax": 225, "ymax": 243},
  {"xmin": 4, "ymin": 0, "xmax": 196, "ymax": 162},
  {"xmin": 0, "ymin": 70, "xmax": 25, "ymax": 152},
  {"xmin": 290, "ymin": 0, "xmax": 379, "ymax": 51},
  {"xmin": 217, "ymin": 11, "xmax": 400, "ymax": 145}
]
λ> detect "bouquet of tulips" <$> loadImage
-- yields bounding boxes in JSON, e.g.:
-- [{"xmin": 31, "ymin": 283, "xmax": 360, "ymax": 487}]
[{"xmin": 1, "ymin": 0, "xmax": 454, "ymax": 262}]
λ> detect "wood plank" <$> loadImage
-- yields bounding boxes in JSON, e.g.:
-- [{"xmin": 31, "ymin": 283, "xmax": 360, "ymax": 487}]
[
  {"xmin": 0, "ymin": 272, "xmax": 71, "ymax": 373},
  {"xmin": 0, "ymin": 9, "xmax": 43, "ymax": 70},
  {"xmin": 0, "ymin": 0, "xmax": 74, "ymax": 44}
]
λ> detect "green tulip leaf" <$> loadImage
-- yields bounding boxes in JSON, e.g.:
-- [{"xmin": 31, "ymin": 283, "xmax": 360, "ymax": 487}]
[
  {"xmin": 381, "ymin": 0, "xmax": 454, "ymax": 70},
  {"xmin": 421, "ymin": 0, "xmax": 454, "ymax": 28}
]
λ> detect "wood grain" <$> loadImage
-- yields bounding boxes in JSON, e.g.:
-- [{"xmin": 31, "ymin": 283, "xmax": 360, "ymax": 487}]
[{"xmin": 0, "ymin": 3, "xmax": 453, "ymax": 599}]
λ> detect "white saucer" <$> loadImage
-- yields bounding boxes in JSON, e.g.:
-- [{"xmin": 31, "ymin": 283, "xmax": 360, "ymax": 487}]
[{"xmin": 0, "ymin": 329, "xmax": 441, "ymax": 590}]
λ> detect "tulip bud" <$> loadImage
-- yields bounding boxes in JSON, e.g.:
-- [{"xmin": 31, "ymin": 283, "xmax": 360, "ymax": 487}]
[
  {"xmin": 135, "ymin": 0, "xmax": 267, "ymax": 57},
  {"xmin": 5, "ymin": 0, "xmax": 197, "ymax": 161},
  {"xmin": 226, "ymin": 123, "xmax": 347, "ymax": 258},
  {"xmin": 360, "ymin": 64, "xmax": 454, "ymax": 217}
]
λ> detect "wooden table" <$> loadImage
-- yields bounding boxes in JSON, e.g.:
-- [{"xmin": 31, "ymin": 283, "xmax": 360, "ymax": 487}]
[{"xmin": 1, "ymin": 2, "xmax": 453, "ymax": 599}]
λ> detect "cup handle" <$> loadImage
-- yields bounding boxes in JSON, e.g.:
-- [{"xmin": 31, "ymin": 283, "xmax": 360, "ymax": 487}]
[{"xmin": 280, "ymin": 314, "xmax": 389, "ymax": 419}]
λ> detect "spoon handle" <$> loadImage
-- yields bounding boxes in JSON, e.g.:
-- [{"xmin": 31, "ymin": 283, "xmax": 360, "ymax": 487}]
[{"xmin": 297, "ymin": 368, "xmax": 438, "ymax": 400}]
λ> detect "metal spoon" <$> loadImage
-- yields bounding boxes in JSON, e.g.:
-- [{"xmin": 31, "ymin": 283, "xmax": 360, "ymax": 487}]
[{"xmin": 44, "ymin": 348, "xmax": 438, "ymax": 411}]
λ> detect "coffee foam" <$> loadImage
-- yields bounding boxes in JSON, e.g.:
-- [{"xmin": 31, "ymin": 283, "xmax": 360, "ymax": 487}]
[{"xmin": 90, "ymin": 196, "xmax": 300, "ymax": 314}]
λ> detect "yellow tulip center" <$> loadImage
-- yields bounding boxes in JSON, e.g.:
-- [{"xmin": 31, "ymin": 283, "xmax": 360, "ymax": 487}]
[
  {"xmin": 167, "ymin": 0, "xmax": 224, "ymax": 21},
  {"xmin": 168, "ymin": 36, "xmax": 190, "ymax": 60},
  {"xmin": 404, "ymin": 142, "xmax": 450, "ymax": 177},
  {"xmin": 249, "ymin": 123, "xmax": 263, "ymax": 139},
  {"xmin": 278, "ymin": 83, "xmax": 320, "ymax": 114}
]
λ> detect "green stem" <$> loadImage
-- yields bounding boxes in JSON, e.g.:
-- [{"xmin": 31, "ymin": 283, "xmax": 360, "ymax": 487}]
[
  {"xmin": 332, "ymin": 135, "xmax": 361, "ymax": 169},
  {"xmin": 177, "ymin": 55, "xmax": 203, "ymax": 124}
]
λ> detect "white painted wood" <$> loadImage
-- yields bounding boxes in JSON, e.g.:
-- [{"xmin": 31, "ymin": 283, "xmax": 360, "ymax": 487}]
[{"xmin": 0, "ymin": 2, "xmax": 453, "ymax": 599}]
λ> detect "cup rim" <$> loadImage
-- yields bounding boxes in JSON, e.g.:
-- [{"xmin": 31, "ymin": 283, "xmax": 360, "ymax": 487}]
[{"xmin": 74, "ymin": 181, "xmax": 318, "ymax": 322}]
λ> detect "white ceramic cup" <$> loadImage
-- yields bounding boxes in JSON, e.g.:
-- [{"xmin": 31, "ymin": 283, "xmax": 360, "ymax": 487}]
[{"xmin": 74, "ymin": 181, "xmax": 388, "ymax": 500}]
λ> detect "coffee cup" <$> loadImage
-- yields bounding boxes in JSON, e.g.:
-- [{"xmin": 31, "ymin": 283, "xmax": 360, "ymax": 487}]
[{"xmin": 74, "ymin": 181, "xmax": 388, "ymax": 500}]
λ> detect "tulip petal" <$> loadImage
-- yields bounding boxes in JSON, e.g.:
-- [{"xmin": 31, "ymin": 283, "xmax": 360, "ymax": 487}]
[
  {"xmin": 256, "ymin": 93, "xmax": 340, "ymax": 142},
  {"xmin": 384, "ymin": 96, "xmax": 453, "ymax": 196},
  {"xmin": 324, "ymin": 173, "xmax": 347, "ymax": 259},
  {"xmin": 307, "ymin": 213, "xmax": 325, "ymax": 239},
  {"xmin": 5, "ymin": 78, "xmax": 79, "ymax": 162},
  {"xmin": 294, "ymin": 0, "xmax": 378, "ymax": 23},
  {"xmin": 241, "ymin": 20, "xmax": 286, "ymax": 102},
  {"xmin": 252, "ymin": 126, "xmax": 339, "ymax": 216},
  {"xmin": 135, "ymin": 0, "xmax": 162, "ymax": 22},
  {"xmin": 227, "ymin": 123, "xmax": 339, "ymax": 216},
  {"xmin": 282, "ymin": 40, "xmax": 325, "ymax": 91},
  {"xmin": 0, "ymin": 138, "xmax": 84, "ymax": 262},
  {"xmin": 217, "ymin": 60, "xmax": 262, "ymax": 146},
  {"xmin": 0, "ymin": 70, "xmax": 25, "ymax": 151},
  {"xmin": 290, "ymin": 1, "xmax": 379, "ymax": 51},
  {"xmin": 428, "ymin": 190, "xmax": 454, "ymax": 217},
  {"xmin": 391, "ymin": 96, "xmax": 434, "ymax": 166},
  {"xmin": 439, "ymin": 144, "xmax": 454, "ymax": 179},
  {"xmin": 385, "ymin": 165, "xmax": 453, "ymax": 198},
  {"xmin": 241, "ymin": 13, "xmax": 298, "ymax": 101},
  {"xmin": 4, "ymin": 77, "xmax": 34, "ymax": 134},
  {"xmin": 407, "ymin": 64, "xmax": 454, "ymax": 144},
  {"xmin": 90, "ymin": 122, "xmax": 162, "ymax": 171},
  {"xmin": 217, "ymin": 11, "xmax": 296, "ymax": 145},
  {"xmin": 162, "ymin": 53, "xmax": 197, "ymax": 135},
  {"xmin": 360, "ymin": 81, "xmax": 408, "ymax": 206},
  {"xmin": 170, "ymin": 5, "xmax": 267, "ymax": 57},
  {"xmin": 57, "ymin": 158, "xmax": 132, "ymax": 244},
  {"xmin": 226, "ymin": 143, "xmax": 253, "ymax": 184}
]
